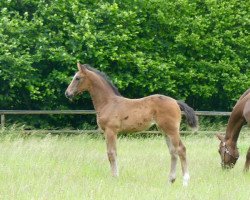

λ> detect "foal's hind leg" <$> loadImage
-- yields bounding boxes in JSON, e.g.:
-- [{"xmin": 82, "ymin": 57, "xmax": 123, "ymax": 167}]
[
  {"xmin": 244, "ymin": 147, "xmax": 250, "ymax": 172},
  {"xmin": 104, "ymin": 128, "xmax": 118, "ymax": 177},
  {"xmin": 165, "ymin": 133, "xmax": 190, "ymax": 186},
  {"xmin": 165, "ymin": 136, "xmax": 178, "ymax": 183},
  {"xmin": 178, "ymin": 139, "xmax": 190, "ymax": 186}
]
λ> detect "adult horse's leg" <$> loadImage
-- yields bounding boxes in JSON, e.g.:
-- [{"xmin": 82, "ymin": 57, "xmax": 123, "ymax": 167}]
[
  {"xmin": 104, "ymin": 128, "xmax": 118, "ymax": 177},
  {"xmin": 244, "ymin": 147, "xmax": 250, "ymax": 172}
]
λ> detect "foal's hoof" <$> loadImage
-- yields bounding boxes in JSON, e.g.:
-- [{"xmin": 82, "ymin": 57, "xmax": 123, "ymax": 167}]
[
  {"xmin": 168, "ymin": 177, "xmax": 176, "ymax": 184},
  {"xmin": 169, "ymin": 179, "xmax": 176, "ymax": 184},
  {"xmin": 182, "ymin": 173, "xmax": 190, "ymax": 187},
  {"xmin": 183, "ymin": 180, "xmax": 189, "ymax": 187}
]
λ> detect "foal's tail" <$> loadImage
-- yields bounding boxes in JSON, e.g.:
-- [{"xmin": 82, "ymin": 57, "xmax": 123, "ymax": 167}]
[{"xmin": 177, "ymin": 101, "xmax": 198, "ymax": 129}]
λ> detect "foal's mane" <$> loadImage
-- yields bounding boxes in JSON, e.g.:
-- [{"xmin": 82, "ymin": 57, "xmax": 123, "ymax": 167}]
[{"xmin": 86, "ymin": 65, "xmax": 121, "ymax": 96}]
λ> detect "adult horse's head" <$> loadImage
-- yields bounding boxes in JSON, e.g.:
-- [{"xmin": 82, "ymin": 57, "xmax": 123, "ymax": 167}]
[
  {"xmin": 216, "ymin": 134, "xmax": 239, "ymax": 169},
  {"xmin": 65, "ymin": 62, "xmax": 90, "ymax": 100}
]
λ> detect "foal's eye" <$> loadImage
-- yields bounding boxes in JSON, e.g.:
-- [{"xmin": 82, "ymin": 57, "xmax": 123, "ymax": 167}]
[{"xmin": 75, "ymin": 77, "xmax": 80, "ymax": 81}]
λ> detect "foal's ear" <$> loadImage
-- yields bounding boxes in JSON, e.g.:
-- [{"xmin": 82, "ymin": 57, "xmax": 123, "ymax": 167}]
[
  {"xmin": 216, "ymin": 133, "xmax": 225, "ymax": 141},
  {"xmin": 77, "ymin": 62, "xmax": 87, "ymax": 74}
]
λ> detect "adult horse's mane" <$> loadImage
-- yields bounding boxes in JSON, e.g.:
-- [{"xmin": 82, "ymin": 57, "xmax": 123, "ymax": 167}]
[
  {"xmin": 239, "ymin": 88, "xmax": 250, "ymax": 100},
  {"xmin": 85, "ymin": 64, "xmax": 121, "ymax": 96},
  {"xmin": 234, "ymin": 88, "xmax": 250, "ymax": 107}
]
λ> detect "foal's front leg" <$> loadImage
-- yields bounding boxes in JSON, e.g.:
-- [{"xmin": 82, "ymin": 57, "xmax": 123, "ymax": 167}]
[{"xmin": 105, "ymin": 129, "xmax": 118, "ymax": 177}]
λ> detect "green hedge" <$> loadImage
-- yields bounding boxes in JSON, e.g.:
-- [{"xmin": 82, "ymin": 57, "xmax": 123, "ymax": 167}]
[{"xmin": 0, "ymin": 0, "xmax": 249, "ymax": 127}]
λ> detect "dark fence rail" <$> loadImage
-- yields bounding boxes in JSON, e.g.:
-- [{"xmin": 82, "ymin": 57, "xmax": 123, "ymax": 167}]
[
  {"xmin": 0, "ymin": 110, "xmax": 232, "ymax": 133},
  {"xmin": 0, "ymin": 110, "xmax": 96, "ymax": 115},
  {"xmin": 0, "ymin": 110, "xmax": 231, "ymax": 115}
]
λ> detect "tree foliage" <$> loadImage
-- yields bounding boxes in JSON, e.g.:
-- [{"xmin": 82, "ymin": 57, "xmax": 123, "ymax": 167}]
[{"xmin": 0, "ymin": 0, "xmax": 249, "ymax": 127}]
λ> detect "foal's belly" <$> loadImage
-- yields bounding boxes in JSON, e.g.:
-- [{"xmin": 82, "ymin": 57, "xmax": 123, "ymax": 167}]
[{"xmin": 119, "ymin": 113, "xmax": 155, "ymax": 133}]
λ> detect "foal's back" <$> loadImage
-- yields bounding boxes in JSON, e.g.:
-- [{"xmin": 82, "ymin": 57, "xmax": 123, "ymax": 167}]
[{"xmin": 109, "ymin": 94, "xmax": 180, "ymax": 118}]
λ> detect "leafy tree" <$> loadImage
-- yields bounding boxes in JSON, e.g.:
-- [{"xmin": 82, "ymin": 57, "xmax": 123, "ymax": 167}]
[{"xmin": 0, "ymin": 0, "xmax": 249, "ymax": 128}]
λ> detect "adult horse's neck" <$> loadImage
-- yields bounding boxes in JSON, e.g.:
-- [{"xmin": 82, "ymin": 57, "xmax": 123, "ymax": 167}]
[
  {"xmin": 87, "ymin": 71, "xmax": 119, "ymax": 112},
  {"xmin": 225, "ymin": 92, "xmax": 250, "ymax": 146},
  {"xmin": 225, "ymin": 108, "xmax": 245, "ymax": 146}
]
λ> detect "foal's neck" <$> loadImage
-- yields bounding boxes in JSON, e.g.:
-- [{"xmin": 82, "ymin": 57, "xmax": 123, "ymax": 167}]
[{"xmin": 88, "ymin": 73, "xmax": 118, "ymax": 112}]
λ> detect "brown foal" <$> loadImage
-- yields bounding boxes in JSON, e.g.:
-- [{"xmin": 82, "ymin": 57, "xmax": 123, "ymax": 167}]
[
  {"xmin": 217, "ymin": 88, "xmax": 250, "ymax": 171},
  {"xmin": 65, "ymin": 63, "xmax": 198, "ymax": 186}
]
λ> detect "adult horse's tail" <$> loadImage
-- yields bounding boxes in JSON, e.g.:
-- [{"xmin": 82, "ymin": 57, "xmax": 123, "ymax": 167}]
[{"xmin": 177, "ymin": 101, "xmax": 198, "ymax": 129}]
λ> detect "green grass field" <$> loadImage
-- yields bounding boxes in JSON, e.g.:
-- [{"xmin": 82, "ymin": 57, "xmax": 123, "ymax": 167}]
[{"xmin": 0, "ymin": 132, "xmax": 249, "ymax": 200}]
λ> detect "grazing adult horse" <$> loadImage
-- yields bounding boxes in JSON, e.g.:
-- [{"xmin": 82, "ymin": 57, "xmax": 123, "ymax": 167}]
[
  {"xmin": 217, "ymin": 88, "xmax": 250, "ymax": 171},
  {"xmin": 65, "ymin": 63, "xmax": 198, "ymax": 186}
]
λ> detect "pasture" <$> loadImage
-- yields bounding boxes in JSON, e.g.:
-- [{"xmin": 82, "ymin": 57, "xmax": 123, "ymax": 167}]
[{"xmin": 0, "ymin": 131, "xmax": 249, "ymax": 200}]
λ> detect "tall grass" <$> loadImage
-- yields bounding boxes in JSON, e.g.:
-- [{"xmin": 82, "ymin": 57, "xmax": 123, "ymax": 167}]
[{"xmin": 0, "ymin": 131, "xmax": 249, "ymax": 200}]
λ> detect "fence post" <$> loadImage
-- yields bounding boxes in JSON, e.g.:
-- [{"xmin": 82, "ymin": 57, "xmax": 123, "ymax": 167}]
[{"xmin": 1, "ymin": 114, "xmax": 5, "ymax": 129}]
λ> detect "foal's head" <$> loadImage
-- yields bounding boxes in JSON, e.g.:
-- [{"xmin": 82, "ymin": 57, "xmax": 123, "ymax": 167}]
[
  {"xmin": 216, "ymin": 134, "xmax": 239, "ymax": 169},
  {"xmin": 65, "ymin": 63, "xmax": 91, "ymax": 99}
]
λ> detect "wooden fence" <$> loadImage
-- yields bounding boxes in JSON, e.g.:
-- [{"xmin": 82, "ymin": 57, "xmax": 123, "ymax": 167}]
[{"xmin": 0, "ymin": 110, "xmax": 232, "ymax": 134}]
